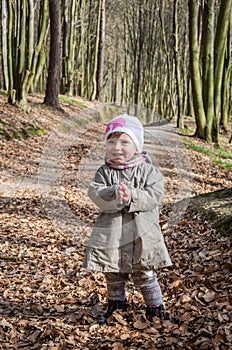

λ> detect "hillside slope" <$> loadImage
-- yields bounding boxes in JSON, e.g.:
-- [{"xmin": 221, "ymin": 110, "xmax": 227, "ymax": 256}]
[{"xmin": 0, "ymin": 93, "xmax": 231, "ymax": 349}]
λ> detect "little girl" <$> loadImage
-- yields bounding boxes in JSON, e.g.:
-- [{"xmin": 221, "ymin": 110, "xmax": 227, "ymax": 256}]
[{"xmin": 83, "ymin": 114, "xmax": 172, "ymax": 324}]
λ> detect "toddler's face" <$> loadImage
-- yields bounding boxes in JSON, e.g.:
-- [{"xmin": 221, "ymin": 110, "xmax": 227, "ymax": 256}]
[{"xmin": 106, "ymin": 132, "xmax": 137, "ymax": 164}]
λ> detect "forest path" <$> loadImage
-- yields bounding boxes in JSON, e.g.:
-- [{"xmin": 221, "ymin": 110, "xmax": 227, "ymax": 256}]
[{"xmin": 0, "ymin": 106, "xmax": 231, "ymax": 349}]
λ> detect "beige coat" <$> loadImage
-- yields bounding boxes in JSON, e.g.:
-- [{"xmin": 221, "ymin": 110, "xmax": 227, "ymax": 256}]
[{"xmin": 83, "ymin": 156, "xmax": 172, "ymax": 273}]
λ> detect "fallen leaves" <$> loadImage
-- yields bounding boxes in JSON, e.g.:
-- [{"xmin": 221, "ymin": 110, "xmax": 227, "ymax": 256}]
[
  {"xmin": 0, "ymin": 97, "xmax": 232, "ymax": 349},
  {"xmin": 0, "ymin": 199, "xmax": 231, "ymax": 349},
  {"xmin": 133, "ymin": 319, "xmax": 150, "ymax": 330}
]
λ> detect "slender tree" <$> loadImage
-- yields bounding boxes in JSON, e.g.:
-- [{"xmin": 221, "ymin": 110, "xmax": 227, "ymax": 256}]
[
  {"xmin": 188, "ymin": 0, "xmax": 207, "ymax": 138},
  {"xmin": 27, "ymin": 0, "xmax": 48, "ymax": 93},
  {"xmin": 1, "ymin": 0, "xmax": 8, "ymax": 90},
  {"xmin": 91, "ymin": 1, "xmax": 101, "ymax": 100},
  {"xmin": 44, "ymin": 0, "xmax": 61, "ymax": 108},
  {"xmin": 173, "ymin": 0, "xmax": 183, "ymax": 128},
  {"xmin": 7, "ymin": 0, "xmax": 15, "ymax": 104},
  {"xmin": 1, "ymin": 0, "xmax": 231, "ymax": 136},
  {"xmin": 96, "ymin": 0, "xmax": 106, "ymax": 101},
  {"xmin": 61, "ymin": 0, "xmax": 78, "ymax": 96},
  {"xmin": 201, "ymin": 0, "xmax": 215, "ymax": 142},
  {"xmin": 4, "ymin": 0, "xmax": 48, "ymax": 107},
  {"xmin": 213, "ymin": 0, "xmax": 232, "ymax": 142},
  {"xmin": 221, "ymin": 23, "xmax": 232, "ymax": 131}
]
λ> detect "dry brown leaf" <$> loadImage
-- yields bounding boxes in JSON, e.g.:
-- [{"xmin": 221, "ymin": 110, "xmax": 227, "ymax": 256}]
[
  {"xmin": 120, "ymin": 333, "xmax": 130, "ymax": 340},
  {"xmin": 133, "ymin": 320, "xmax": 150, "ymax": 330},
  {"xmin": 169, "ymin": 279, "xmax": 182, "ymax": 289},
  {"xmin": 112, "ymin": 342, "xmax": 124, "ymax": 350},
  {"xmin": 180, "ymin": 294, "xmax": 192, "ymax": 303},
  {"xmin": 202, "ymin": 290, "xmax": 215, "ymax": 302},
  {"xmin": 0, "ymin": 95, "xmax": 231, "ymax": 349},
  {"xmin": 53, "ymin": 304, "xmax": 65, "ymax": 313},
  {"xmin": 112, "ymin": 313, "xmax": 128, "ymax": 326}
]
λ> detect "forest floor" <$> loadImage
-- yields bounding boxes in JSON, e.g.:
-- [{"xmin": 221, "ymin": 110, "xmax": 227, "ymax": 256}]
[{"xmin": 0, "ymin": 93, "xmax": 231, "ymax": 349}]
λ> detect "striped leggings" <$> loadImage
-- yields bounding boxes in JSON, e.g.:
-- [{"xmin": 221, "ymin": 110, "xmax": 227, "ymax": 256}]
[{"xmin": 104, "ymin": 270, "xmax": 163, "ymax": 307}]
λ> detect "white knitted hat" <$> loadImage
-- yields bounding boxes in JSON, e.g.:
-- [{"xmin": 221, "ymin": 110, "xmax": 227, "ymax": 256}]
[{"xmin": 105, "ymin": 114, "xmax": 144, "ymax": 153}]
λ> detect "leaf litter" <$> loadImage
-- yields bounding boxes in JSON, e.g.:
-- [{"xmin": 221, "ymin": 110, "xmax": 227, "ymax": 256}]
[{"xmin": 0, "ymin": 96, "xmax": 231, "ymax": 349}]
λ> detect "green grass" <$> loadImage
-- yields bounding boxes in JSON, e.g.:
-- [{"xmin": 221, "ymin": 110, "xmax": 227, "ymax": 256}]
[
  {"xmin": 0, "ymin": 91, "xmax": 89, "ymax": 110},
  {"xmin": 214, "ymin": 145, "xmax": 232, "ymax": 159},
  {"xmin": 213, "ymin": 159, "xmax": 232, "ymax": 171},
  {"xmin": 28, "ymin": 127, "xmax": 46, "ymax": 136},
  {"xmin": 183, "ymin": 136, "xmax": 232, "ymax": 170},
  {"xmin": 59, "ymin": 96, "xmax": 88, "ymax": 109},
  {"xmin": 179, "ymin": 127, "xmax": 195, "ymax": 134},
  {"xmin": 187, "ymin": 143, "xmax": 215, "ymax": 157}
]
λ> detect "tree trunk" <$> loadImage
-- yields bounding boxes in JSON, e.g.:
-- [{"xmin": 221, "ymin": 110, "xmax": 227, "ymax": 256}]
[
  {"xmin": 201, "ymin": 0, "xmax": 215, "ymax": 142},
  {"xmin": 15, "ymin": 0, "xmax": 27, "ymax": 109},
  {"xmin": 44, "ymin": 0, "xmax": 61, "ymax": 108},
  {"xmin": 60, "ymin": 0, "xmax": 68, "ymax": 94},
  {"xmin": 96, "ymin": 0, "xmax": 105, "ymax": 101},
  {"xmin": 188, "ymin": 0, "xmax": 206, "ymax": 138},
  {"xmin": 78, "ymin": 0, "xmax": 86, "ymax": 97},
  {"xmin": 173, "ymin": 0, "xmax": 183, "ymax": 129},
  {"xmin": 220, "ymin": 11, "xmax": 232, "ymax": 132},
  {"xmin": 6, "ymin": 0, "xmax": 48, "ymax": 106},
  {"xmin": 61, "ymin": 0, "xmax": 82, "ymax": 96},
  {"xmin": 91, "ymin": 1, "xmax": 101, "ymax": 100},
  {"xmin": 28, "ymin": 0, "xmax": 48, "ymax": 93},
  {"xmin": 27, "ymin": 0, "xmax": 34, "ymax": 69},
  {"xmin": 1, "ymin": 0, "xmax": 8, "ymax": 90},
  {"xmin": 33, "ymin": 46, "xmax": 47, "ymax": 92},
  {"xmin": 85, "ymin": 0, "xmax": 97, "ymax": 100},
  {"xmin": 214, "ymin": 0, "xmax": 232, "ymax": 143},
  {"xmin": 159, "ymin": 0, "xmax": 175, "ymax": 119},
  {"xmin": 66, "ymin": 0, "xmax": 78, "ymax": 96},
  {"xmin": 7, "ymin": 0, "xmax": 14, "ymax": 104}
]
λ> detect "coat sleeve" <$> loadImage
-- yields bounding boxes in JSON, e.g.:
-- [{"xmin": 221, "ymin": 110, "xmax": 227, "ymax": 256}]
[
  {"xmin": 88, "ymin": 167, "xmax": 124, "ymax": 213},
  {"xmin": 127, "ymin": 166, "xmax": 164, "ymax": 212}
]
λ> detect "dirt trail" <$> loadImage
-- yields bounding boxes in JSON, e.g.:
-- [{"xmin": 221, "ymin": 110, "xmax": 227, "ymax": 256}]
[{"xmin": 0, "ymin": 100, "xmax": 231, "ymax": 349}]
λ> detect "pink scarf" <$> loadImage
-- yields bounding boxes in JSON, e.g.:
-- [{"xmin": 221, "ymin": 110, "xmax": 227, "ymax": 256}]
[{"xmin": 106, "ymin": 154, "xmax": 146, "ymax": 169}]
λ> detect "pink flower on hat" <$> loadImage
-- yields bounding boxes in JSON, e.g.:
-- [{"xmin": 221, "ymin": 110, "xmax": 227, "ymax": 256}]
[{"xmin": 105, "ymin": 117, "xmax": 126, "ymax": 133}]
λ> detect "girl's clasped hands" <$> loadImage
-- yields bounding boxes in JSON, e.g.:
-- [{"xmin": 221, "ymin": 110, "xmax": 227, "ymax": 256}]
[{"xmin": 117, "ymin": 181, "xmax": 131, "ymax": 204}]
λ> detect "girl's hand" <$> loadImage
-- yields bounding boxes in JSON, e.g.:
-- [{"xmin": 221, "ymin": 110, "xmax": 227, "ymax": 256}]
[{"xmin": 117, "ymin": 181, "xmax": 131, "ymax": 204}]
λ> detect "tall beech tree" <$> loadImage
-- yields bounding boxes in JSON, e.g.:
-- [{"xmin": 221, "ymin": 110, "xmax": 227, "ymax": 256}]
[
  {"xmin": 214, "ymin": 0, "xmax": 232, "ymax": 141},
  {"xmin": 44, "ymin": 0, "xmax": 61, "ymax": 108},
  {"xmin": 201, "ymin": 0, "xmax": 215, "ymax": 142},
  {"xmin": 4, "ymin": 0, "xmax": 48, "ymax": 108},
  {"xmin": 96, "ymin": 0, "xmax": 106, "ymax": 101},
  {"xmin": 173, "ymin": 0, "xmax": 183, "ymax": 129},
  {"xmin": 0, "ymin": 0, "xmax": 231, "ymax": 136},
  {"xmin": 60, "ymin": 0, "xmax": 78, "ymax": 96},
  {"xmin": 221, "ymin": 22, "xmax": 232, "ymax": 132},
  {"xmin": 1, "ymin": 0, "xmax": 8, "ymax": 90},
  {"xmin": 189, "ymin": 0, "xmax": 207, "ymax": 139},
  {"xmin": 189, "ymin": 0, "xmax": 232, "ymax": 143}
]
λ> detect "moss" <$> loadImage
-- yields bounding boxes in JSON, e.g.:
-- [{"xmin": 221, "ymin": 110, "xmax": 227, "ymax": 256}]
[
  {"xmin": 28, "ymin": 127, "xmax": 46, "ymax": 136},
  {"xmin": 0, "ymin": 123, "xmax": 46, "ymax": 140},
  {"xmin": 194, "ymin": 188, "xmax": 232, "ymax": 199},
  {"xmin": 176, "ymin": 188, "xmax": 232, "ymax": 237},
  {"xmin": 58, "ymin": 96, "xmax": 88, "ymax": 109},
  {"xmin": 0, "ymin": 128, "xmax": 11, "ymax": 140},
  {"xmin": 214, "ymin": 216, "xmax": 232, "ymax": 236}
]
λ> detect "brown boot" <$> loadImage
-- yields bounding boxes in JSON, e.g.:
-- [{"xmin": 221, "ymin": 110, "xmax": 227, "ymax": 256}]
[
  {"xmin": 98, "ymin": 299, "xmax": 127, "ymax": 324},
  {"xmin": 146, "ymin": 304, "xmax": 170, "ymax": 321}
]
